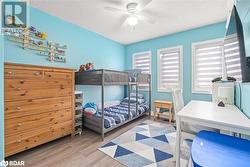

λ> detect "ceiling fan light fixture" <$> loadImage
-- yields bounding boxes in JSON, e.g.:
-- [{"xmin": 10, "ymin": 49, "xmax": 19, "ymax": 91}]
[{"xmin": 127, "ymin": 16, "xmax": 138, "ymax": 26}]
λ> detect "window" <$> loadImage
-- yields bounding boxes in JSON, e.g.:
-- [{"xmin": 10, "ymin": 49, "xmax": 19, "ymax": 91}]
[
  {"xmin": 192, "ymin": 39, "xmax": 224, "ymax": 93},
  {"xmin": 133, "ymin": 51, "xmax": 151, "ymax": 90},
  {"xmin": 133, "ymin": 51, "xmax": 151, "ymax": 74},
  {"xmin": 224, "ymin": 34, "xmax": 242, "ymax": 82},
  {"xmin": 157, "ymin": 46, "xmax": 183, "ymax": 92}
]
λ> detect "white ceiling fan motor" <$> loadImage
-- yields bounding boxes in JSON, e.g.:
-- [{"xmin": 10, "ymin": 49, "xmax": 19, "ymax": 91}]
[
  {"xmin": 127, "ymin": 3, "xmax": 138, "ymax": 13},
  {"xmin": 104, "ymin": 0, "xmax": 155, "ymax": 29}
]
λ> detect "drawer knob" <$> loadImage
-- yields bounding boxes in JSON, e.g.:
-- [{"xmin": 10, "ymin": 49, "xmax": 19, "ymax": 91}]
[
  {"xmin": 34, "ymin": 72, "xmax": 40, "ymax": 75},
  {"xmin": 20, "ymin": 80, "xmax": 25, "ymax": 84},
  {"xmin": 16, "ymin": 107, "xmax": 21, "ymax": 110},
  {"xmin": 20, "ymin": 92, "xmax": 27, "ymax": 96},
  {"xmin": 16, "ymin": 87, "xmax": 21, "ymax": 91},
  {"xmin": 17, "ymin": 123, "xmax": 22, "ymax": 126},
  {"xmin": 7, "ymin": 71, "xmax": 13, "ymax": 74},
  {"xmin": 17, "ymin": 140, "xmax": 21, "ymax": 143}
]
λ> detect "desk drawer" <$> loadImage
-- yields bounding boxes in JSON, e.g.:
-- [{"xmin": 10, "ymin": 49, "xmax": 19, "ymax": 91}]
[
  {"xmin": 161, "ymin": 103, "xmax": 172, "ymax": 109},
  {"xmin": 5, "ymin": 108, "xmax": 72, "ymax": 136},
  {"xmin": 5, "ymin": 96, "xmax": 72, "ymax": 119},
  {"xmin": 5, "ymin": 121, "xmax": 72, "ymax": 157},
  {"xmin": 155, "ymin": 102, "xmax": 172, "ymax": 109}
]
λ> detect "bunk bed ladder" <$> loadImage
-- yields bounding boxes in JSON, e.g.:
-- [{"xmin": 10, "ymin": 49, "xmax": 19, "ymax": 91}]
[{"xmin": 136, "ymin": 82, "xmax": 138, "ymax": 116}]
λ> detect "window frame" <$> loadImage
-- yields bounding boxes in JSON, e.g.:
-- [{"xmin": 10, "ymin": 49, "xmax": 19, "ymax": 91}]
[
  {"xmin": 192, "ymin": 38, "xmax": 224, "ymax": 94},
  {"xmin": 157, "ymin": 45, "xmax": 183, "ymax": 93}
]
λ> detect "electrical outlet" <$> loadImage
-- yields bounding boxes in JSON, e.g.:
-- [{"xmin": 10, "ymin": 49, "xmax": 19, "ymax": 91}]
[{"xmin": 247, "ymin": 57, "xmax": 250, "ymax": 68}]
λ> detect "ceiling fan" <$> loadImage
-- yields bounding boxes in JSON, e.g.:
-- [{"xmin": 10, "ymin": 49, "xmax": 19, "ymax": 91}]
[{"xmin": 104, "ymin": 0, "xmax": 156, "ymax": 29}]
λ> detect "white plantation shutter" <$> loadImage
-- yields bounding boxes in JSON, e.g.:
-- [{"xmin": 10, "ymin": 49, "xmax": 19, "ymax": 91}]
[
  {"xmin": 224, "ymin": 34, "xmax": 242, "ymax": 82},
  {"xmin": 158, "ymin": 46, "xmax": 183, "ymax": 91},
  {"xmin": 133, "ymin": 51, "xmax": 151, "ymax": 74},
  {"xmin": 192, "ymin": 40, "xmax": 224, "ymax": 93}
]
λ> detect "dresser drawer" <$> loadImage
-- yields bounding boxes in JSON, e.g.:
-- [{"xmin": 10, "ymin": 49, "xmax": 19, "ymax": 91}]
[
  {"xmin": 45, "ymin": 71, "xmax": 72, "ymax": 80},
  {"xmin": 5, "ymin": 79, "xmax": 71, "ymax": 92},
  {"xmin": 5, "ymin": 68, "xmax": 43, "ymax": 79},
  {"xmin": 5, "ymin": 121, "xmax": 72, "ymax": 157},
  {"xmin": 5, "ymin": 87, "xmax": 72, "ymax": 102},
  {"xmin": 5, "ymin": 108, "xmax": 72, "ymax": 136},
  {"xmin": 5, "ymin": 96, "xmax": 72, "ymax": 119}
]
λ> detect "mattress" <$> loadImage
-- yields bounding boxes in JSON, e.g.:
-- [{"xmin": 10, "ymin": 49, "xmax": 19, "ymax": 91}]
[{"xmin": 95, "ymin": 102, "xmax": 149, "ymax": 129}]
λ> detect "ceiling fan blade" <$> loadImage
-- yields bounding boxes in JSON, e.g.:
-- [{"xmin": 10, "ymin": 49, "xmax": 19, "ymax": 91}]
[
  {"xmin": 121, "ymin": 18, "xmax": 128, "ymax": 28},
  {"xmin": 136, "ymin": 14, "xmax": 156, "ymax": 24},
  {"xmin": 137, "ymin": 0, "xmax": 153, "ymax": 11},
  {"xmin": 104, "ymin": 6, "xmax": 127, "ymax": 14}
]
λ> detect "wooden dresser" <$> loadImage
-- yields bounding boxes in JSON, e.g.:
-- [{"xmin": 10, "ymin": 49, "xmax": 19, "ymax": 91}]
[{"xmin": 4, "ymin": 63, "xmax": 75, "ymax": 157}]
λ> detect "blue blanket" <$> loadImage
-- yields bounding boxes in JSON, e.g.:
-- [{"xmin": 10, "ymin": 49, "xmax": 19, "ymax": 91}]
[{"xmin": 95, "ymin": 101, "xmax": 149, "ymax": 129}]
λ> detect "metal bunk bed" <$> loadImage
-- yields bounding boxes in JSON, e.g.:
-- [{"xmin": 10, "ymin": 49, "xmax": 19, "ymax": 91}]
[{"xmin": 75, "ymin": 69, "xmax": 151, "ymax": 140}]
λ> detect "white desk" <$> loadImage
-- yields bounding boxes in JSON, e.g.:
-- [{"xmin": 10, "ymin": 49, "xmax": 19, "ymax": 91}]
[{"xmin": 175, "ymin": 100, "xmax": 250, "ymax": 167}]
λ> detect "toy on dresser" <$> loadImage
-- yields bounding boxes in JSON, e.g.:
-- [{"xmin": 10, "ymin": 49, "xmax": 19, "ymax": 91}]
[
  {"xmin": 79, "ymin": 64, "xmax": 86, "ymax": 72},
  {"xmin": 79, "ymin": 62, "xmax": 94, "ymax": 72},
  {"xmin": 86, "ymin": 63, "xmax": 94, "ymax": 70}
]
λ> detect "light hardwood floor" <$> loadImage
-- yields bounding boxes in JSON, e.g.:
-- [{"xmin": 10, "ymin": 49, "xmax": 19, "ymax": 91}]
[{"xmin": 7, "ymin": 116, "xmax": 167, "ymax": 167}]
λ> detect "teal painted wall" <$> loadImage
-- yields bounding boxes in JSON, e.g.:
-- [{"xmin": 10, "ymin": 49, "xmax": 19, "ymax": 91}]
[
  {"xmin": 236, "ymin": 0, "xmax": 250, "ymax": 57},
  {"xmin": 240, "ymin": 83, "xmax": 250, "ymax": 118},
  {"xmin": 235, "ymin": 0, "xmax": 250, "ymax": 120},
  {"xmin": 4, "ymin": 6, "xmax": 126, "ymax": 105},
  {"xmin": 125, "ymin": 22, "xmax": 226, "ymax": 107}
]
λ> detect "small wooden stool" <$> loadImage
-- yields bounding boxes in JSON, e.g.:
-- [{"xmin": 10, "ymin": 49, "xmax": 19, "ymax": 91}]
[{"xmin": 154, "ymin": 100, "xmax": 173, "ymax": 123}]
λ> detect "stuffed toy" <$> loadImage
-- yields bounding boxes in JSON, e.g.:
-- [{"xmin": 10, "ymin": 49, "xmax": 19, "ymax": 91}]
[
  {"xmin": 86, "ymin": 63, "xmax": 94, "ymax": 70},
  {"xmin": 79, "ymin": 64, "xmax": 86, "ymax": 72}
]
